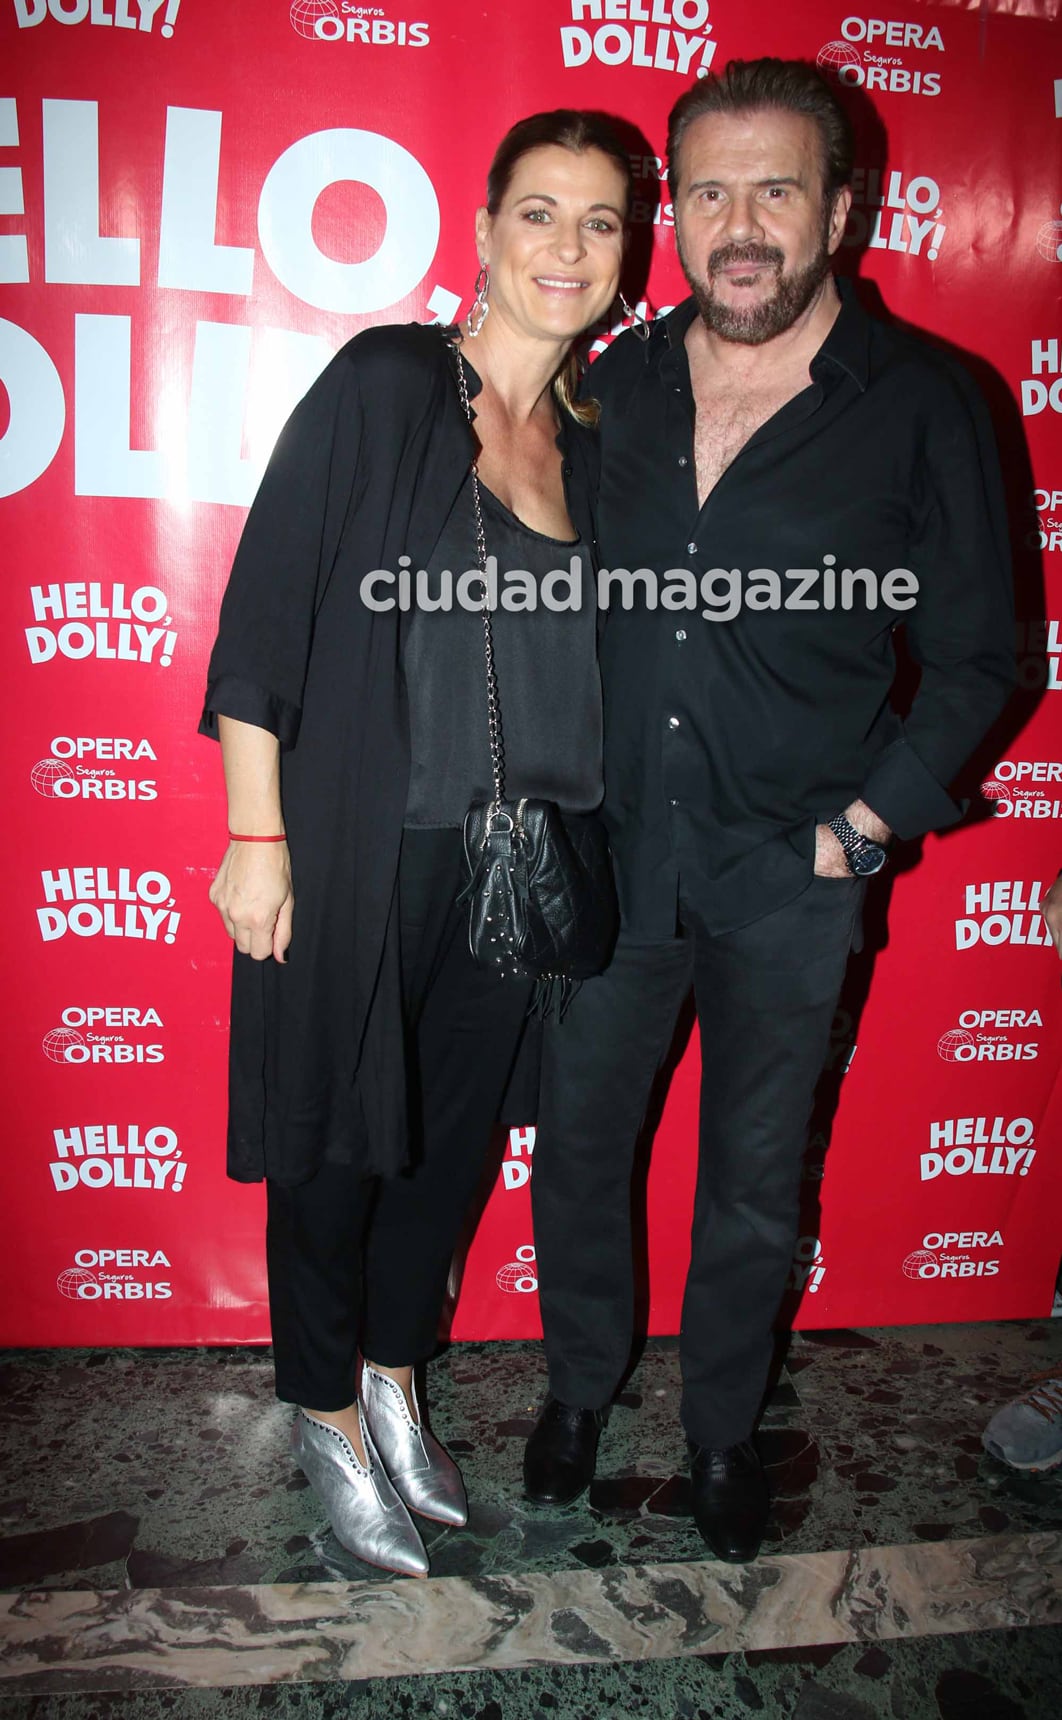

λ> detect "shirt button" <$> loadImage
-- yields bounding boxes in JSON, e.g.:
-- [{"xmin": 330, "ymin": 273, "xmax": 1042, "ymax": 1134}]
[
  {"xmin": 667, "ymin": 716, "xmax": 680, "ymax": 729},
  {"xmin": 675, "ymin": 628, "xmax": 687, "ymax": 642},
  {"xmin": 687, "ymin": 542, "xmax": 697, "ymax": 555},
  {"xmin": 678, "ymin": 456, "xmax": 688, "ymax": 468},
  {"xmin": 669, "ymin": 798, "xmax": 679, "ymax": 807}
]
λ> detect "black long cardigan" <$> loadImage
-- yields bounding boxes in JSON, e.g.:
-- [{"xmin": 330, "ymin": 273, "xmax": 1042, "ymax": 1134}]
[{"xmin": 200, "ymin": 324, "xmax": 600, "ymax": 1186}]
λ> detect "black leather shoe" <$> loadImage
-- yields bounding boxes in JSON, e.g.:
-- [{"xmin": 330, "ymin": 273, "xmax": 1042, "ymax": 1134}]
[
  {"xmin": 523, "ymin": 1397, "xmax": 605, "ymax": 1504},
  {"xmin": 688, "ymin": 1439, "xmax": 769, "ymax": 1562}
]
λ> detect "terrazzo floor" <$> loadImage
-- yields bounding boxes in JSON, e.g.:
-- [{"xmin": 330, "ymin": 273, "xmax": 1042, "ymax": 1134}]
[{"xmin": 1, "ymin": 1319, "xmax": 1061, "ymax": 1716}]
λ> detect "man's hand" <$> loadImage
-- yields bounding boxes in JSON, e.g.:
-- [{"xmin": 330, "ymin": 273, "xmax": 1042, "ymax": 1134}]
[
  {"xmin": 209, "ymin": 840, "xmax": 294, "ymax": 963},
  {"xmin": 1042, "ymin": 872, "xmax": 1062, "ymax": 960},
  {"xmin": 814, "ymin": 799, "xmax": 892, "ymax": 878}
]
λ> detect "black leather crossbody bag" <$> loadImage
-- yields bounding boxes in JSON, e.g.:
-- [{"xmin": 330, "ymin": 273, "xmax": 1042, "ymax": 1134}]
[{"xmin": 450, "ymin": 339, "xmax": 618, "ymax": 1005}]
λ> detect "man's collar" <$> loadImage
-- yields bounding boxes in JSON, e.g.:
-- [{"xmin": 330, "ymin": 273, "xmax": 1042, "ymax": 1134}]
[
  {"xmin": 657, "ymin": 274, "xmax": 870, "ymax": 393},
  {"xmin": 816, "ymin": 276, "xmax": 870, "ymax": 392}
]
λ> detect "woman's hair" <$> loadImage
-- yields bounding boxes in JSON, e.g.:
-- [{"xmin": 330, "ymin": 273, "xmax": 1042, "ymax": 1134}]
[{"xmin": 484, "ymin": 110, "xmax": 634, "ymax": 428}]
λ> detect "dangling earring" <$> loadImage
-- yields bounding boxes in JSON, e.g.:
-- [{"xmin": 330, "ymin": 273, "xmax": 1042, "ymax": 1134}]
[
  {"xmin": 620, "ymin": 292, "xmax": 651, "ymax": 343},
  {"xmin": 467, "ymin": 264, "xmax": 490, "ymax": 337}
]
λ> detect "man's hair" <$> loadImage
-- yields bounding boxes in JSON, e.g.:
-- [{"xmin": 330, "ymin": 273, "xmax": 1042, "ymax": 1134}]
[{"xmin": 666, "ymin": 59, "xmax": 854, "ymax": 203}]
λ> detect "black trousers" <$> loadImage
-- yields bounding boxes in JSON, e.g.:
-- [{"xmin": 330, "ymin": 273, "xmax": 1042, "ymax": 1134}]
[
  {"xmin": 531, "ymin": 876, "xmax": 863, "ymax": 1450},
  {"xmin": 266, "ymin": 828, "xmax": 532, "ymax": 1409}
]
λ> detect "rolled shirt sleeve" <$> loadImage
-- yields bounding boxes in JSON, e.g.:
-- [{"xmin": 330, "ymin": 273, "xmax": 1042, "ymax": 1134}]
[{"xmin": 199, "ymin": 347, "xmax": 365, "ymax": 751}]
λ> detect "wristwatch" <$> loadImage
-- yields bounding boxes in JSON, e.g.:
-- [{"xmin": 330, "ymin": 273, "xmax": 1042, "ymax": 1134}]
[{"xmin": 827, "ymin": 813, "xmax": 889, "ymax": 877}]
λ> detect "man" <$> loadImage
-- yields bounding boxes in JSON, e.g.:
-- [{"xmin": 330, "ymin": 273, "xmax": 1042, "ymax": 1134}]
[{"xmin": 523, "ymin": 58, "xmax": 1014, "ymax": 1562}]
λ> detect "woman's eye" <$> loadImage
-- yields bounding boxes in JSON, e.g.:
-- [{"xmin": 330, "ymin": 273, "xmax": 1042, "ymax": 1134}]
[
  {"xmin": 524, "ymin": 207, "xmax": 551, "ymax": 223},
  {"xmin": 587, "ymin": 218, "xmax": 618, "ymax": 234}
]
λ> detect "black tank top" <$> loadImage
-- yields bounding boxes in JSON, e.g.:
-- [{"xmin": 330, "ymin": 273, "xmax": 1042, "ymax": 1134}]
[{"xmin": 403, "ymin": 472, "xmax": 602, "ymax": 827}]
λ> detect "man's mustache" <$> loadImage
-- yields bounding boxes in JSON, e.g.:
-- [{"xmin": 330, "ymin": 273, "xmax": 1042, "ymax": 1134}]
[{"xmin": 708, "ymin": 245, "xmax": 785, "ymax": 273}]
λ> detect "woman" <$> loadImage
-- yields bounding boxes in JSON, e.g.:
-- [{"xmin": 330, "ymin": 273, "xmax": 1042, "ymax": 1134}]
[{"xmin": 201, "ymin": 110, "xmax": 633, "ymax": 1577}]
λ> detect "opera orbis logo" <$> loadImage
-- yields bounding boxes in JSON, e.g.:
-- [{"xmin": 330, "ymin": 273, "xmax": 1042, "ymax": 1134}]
[
  {"xmin": 937, "ymin": 1009, "xmax": 1041, "ymax": 1065},
  {"xmin": 560, "ymin": 0, "xmax": 717, "ymax": 78},
  {"xmin": 1031, "ymin": 488, "xmax": 1062, "ymax": 555},
  {"xmin": 1035, "ymin": 206, "xmax": 1062, "ymax": 265},
  {"xmin": 980, "ymin": 760, "xmax": 1062, "ymax": 824},
  {"xmin": 289, "ymin": 0, "xmax": 429, "ymax": 45},
  {"xmin": 57, "ymin": 1247, "xmax": 173, "ymax": 1301},
  {"xmin": 43, "ymin": 1005, "xmax": 165, "ymax": 1068},
  {"xmin": 817, "ymin": 15, "xmax": 943, "ymax": 98},
  {"xmin": 903, "ymin": 1231, "xmax": 1003, "ymax": 1282},
  {"xmin": 496, "ymin": 1244, "xmax": 538, "ymax": 1295},
  {"xmin": 31, "ymin": 736, "xmax": 159, "ymax": 805}
]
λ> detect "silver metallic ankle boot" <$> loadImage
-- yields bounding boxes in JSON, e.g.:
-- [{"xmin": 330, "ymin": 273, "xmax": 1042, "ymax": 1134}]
[
  {"xmin": 291, "ymin": 1406, "xmax": 429, "ymax": 1578},
  {"xmin": 361, "ymin": 1365, "xmax": 469, "ymax": 1527}
]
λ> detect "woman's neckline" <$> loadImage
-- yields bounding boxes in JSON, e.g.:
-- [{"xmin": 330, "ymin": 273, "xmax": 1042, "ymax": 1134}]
[{"xmin": 475, "ymin": 476, "xmax": 580, "ymax": 548}]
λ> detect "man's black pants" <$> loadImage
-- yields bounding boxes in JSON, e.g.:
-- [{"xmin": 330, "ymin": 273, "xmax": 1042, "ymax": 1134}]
[
  {"xmin": 265, "ymin": 828, "xmax": 531, "ymax": 1409},
  {"xmin": 531, "ymin": 876, "xmax": 863, "ymax": 1450}
]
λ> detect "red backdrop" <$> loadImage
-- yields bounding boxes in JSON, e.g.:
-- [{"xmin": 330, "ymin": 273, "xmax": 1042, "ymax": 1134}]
[{"xmin": 3, "ymin": 0, "xmax": 1061, "ymax": 1347}]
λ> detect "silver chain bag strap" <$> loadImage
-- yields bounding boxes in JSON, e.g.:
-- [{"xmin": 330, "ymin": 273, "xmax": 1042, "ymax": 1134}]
[{"xmin": 450, "ymin": 335, "xmax": 618, "ymax": 1008}]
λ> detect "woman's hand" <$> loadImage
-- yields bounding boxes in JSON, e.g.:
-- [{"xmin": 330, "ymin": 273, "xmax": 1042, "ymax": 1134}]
[
  {"xmin": 209, "ymin": 840, "xmax": 294, "ymax": 963},
  {"xmin": 211, "ymin": 716, "xmax": 291, "ymax": 960}
]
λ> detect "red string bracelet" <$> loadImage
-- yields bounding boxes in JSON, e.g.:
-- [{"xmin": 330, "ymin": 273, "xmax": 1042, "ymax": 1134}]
[{"xmin": 229, "ymin": 832, "xmax": 287, "ymax": 843}]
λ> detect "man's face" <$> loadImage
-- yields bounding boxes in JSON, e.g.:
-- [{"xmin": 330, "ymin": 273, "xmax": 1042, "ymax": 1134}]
[{"xmin": 673, "ymin": 107, "xmax": 850, "ymax": 344}]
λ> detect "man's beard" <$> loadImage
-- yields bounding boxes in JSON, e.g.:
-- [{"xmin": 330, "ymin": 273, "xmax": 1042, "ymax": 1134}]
[{"xmin": 679, "ymin": 211, "xmax": 833, "ymax": 345}]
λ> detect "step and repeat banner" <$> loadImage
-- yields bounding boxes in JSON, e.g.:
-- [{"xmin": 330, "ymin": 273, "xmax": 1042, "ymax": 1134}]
[{"xmin": 3, "ymin": 0, "xmax": 1061, "ymax": 1347}]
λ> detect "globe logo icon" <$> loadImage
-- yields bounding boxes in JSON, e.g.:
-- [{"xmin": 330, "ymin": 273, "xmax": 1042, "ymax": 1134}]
[
  {"xmin": 817, "ymin": 41, "xmax": 862, "ymax": 73},
  {"xmin": 496, "ymin": 1260, "xmax": 537, "ymax": 1294},
  {"xmin": 31, "ymin": 758, "xmax": 76, "ymax": 798},
  {"xmin": 937, "ymin": 1027, "xmax": 976, "ymax": 1062},
  {"xmin": 903, "ymin": 1249, "xmax": 939, "ymax": 1280},
  {"xmin": 57, "ymin": 1266, "xmax": 97, "ymax": 1299},
  {"xmin": 980, "ymin": 779, "xmax": 1011, "ymax": 812},
  {"xmin": 290, "ymin": 0, "xmax": 340, "ymax": 38},
  {"xmin": 43, "ymin": 1026, "xmax": 86, "ymax": 1063},
  {"xmin": 1035, "ymin": 220, "xmax": 1062, "ymax": 264}
]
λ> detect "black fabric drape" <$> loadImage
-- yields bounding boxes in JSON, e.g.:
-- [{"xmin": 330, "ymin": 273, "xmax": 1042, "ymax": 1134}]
[{"xmin": 200, "ymin": 325, "xmax": 599, "ymax": 1186}]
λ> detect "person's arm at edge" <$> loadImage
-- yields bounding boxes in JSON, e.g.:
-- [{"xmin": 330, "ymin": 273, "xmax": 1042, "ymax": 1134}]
[{"xmin": 209, "ymin": 717, "xmax": 293, "ymax": 964}]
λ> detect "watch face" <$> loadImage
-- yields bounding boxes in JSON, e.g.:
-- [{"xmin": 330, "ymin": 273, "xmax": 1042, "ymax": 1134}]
[{"xmin": 850, "ymin": 842, "xmax": 887, "ymax": 876}]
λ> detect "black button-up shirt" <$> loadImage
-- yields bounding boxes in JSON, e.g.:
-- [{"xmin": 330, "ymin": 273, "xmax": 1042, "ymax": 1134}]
[{"xmin": 591, "ymin": 279, "xmax": 1014, "ymax": 936}]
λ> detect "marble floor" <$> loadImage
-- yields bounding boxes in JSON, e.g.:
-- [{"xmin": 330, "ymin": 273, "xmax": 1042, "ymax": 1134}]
[{"xmin": 1, "ymin": 1319, "xmax": 1061, "ymax": 1716}]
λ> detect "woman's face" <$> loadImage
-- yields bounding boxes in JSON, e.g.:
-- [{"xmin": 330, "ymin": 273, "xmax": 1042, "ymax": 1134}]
[{"xmin": 476, "ymin": 144, "xmax": 627, "ymax": 346}]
